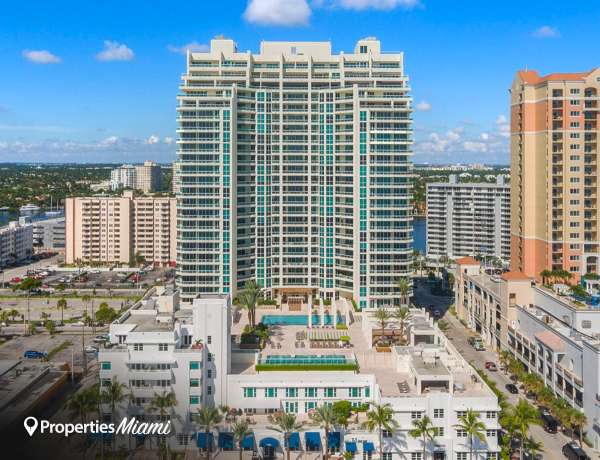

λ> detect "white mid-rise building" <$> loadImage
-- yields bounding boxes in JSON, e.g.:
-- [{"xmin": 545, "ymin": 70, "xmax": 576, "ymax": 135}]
[
  {"xmin": 32, "ymin": 216, "xmax": 65, "ymax": 251},
  {"xmin": 0, "ymin": 219, "xmax": 33, "ymax": 268},
  {"xmin": 427, "ymin": 175, "xmax": 510, "ymax": 262},
  {"xmin": 175, "ymin": 37, "xmax": 413, "ymax": 308},
  {"xmin": 110, "ymin": 164, "xmax": 136, "ymax": 190},
  {"xmin": 99, "ymin": 288, "xmax": 500, "ymax": 458}
]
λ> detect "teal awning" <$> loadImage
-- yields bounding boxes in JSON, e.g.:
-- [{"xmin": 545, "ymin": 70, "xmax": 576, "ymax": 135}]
[
  {"xmin": 363, "ymin": 441, "xmax": 375, "ymax": 453},
  {"xmin": 345, "ymin": 441, "xmax": 357, "ymax": 453},
  {"xmin": 197, "ymin": 433, "xmax": 214, "ymax": 449},
  {"xmin": 286, "ymin": 432, "xmax": 301, "ymax": 450},
  {"xmin": 219, "ymin": 432, "xmax": 234, "ymax": 450},
  {"xmin": 305, "ymin": 432, "xmax": 321, "ymax": 450},
  {"xmin": 328, "ymin": 432, "xmax": 341, "ymax": 450},
  {"xmin": 241, "ymin": 434, "xmax": 255, "ymax": 450},
  {"xmin": 259, "ymin": 437, "xmax": 280, "ymax": 448}
]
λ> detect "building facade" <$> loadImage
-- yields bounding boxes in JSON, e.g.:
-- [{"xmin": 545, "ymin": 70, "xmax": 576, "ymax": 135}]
[
  {"xmin": 0, "ymin": 219, "xmax": 33, "ymax": 268},
  {"xmin": 135, "ymin": 160, "xmax": 163, "ymax": 193},
  {"xmin": 427, "ymin": 176, "xmax": 510, "ymax": 261},
  {"xmin": 176, "ymin": 37, "xmax": 413, "ymax": 307},
  {"xmin": 32, "ymin": 217, "xmax": 66, "ymax": 251},
  {"xmin": 65, "ymin": 192, "xmax": 176, "ymax": 266},
  {"xmin": 99, "ymin": 289, "xmax": 500, "ymax": 457},
  {"xmin": 454, "ymin": 260, "xmax": 600, "ymax": 450},
  {"xmin": 110, "ymin": 164, "xmax": 136, "ymax": 190},
  {"xmin": 510, "ymin": 68, "xmax": 600, "ymax": 281}
]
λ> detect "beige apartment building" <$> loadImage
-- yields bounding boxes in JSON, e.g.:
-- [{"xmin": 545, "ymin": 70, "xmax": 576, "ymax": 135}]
[
  {"xmin": 454, "ymin": 257, "xmax": 531, "ymax": 350},
  {"xmin": 65, "ymin": 191, "xmax": 176, "ymax": 266},
  {"xmin": 135, "ymin": 161, "xmax": 162, "ymax": 193},
  {"xmin": 510, "ymin": 68, "xmax": 600, "ymax": 281}
]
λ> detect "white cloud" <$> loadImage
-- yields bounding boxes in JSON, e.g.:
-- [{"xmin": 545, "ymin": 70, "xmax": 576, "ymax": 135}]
[
  {"xmin": 101, "ymin": 136, "xmax": 119, "ymax": 145},
  {"xmin": 167, "ymin": 41, "xmax": 209, "ymax": 54},
  {"xmin": 146, "ymin": 134, "xmax": 160, "ymax": 145},
  {"xmin": 331, "ymin": 0, "xmax": 420, "ymax": 10},
  {"xmin": 415, "ymin": 101, "xmax": 431, "ymax": 111},
  {"xmin": 463, "ymin": 141, "xmax": 488, "ymax": 153},
  {"xmin": 496, "ymin": 115, "xmax": 510, "ymax": 137},
  {"xmin": 244, "ymin": 0, "xmax": 311, "ymax": 26},
  {"xmin": 446, "ymin": 129, "xmax": 461, "ymax": 141},
  {"xmin": 480, "ymin": 132, "xmax": 489, "ymax": 140},
  {"xmin": 22, "ymin": 50, "xmax": 61, "ymax": 64},
  {"xmin": 163, "ymin": 137, "xmax": 174, "ymax": 145},
  {"xmin": 532, "ymin": 25, "xmax": 560, "ymax": 38},
  {"xmin": 95, "ymin": 41, "xmax": 135, "ymax": 61}
]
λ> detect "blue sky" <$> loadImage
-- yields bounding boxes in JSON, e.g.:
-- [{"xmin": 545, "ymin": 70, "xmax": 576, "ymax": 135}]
[{"xmin": 0, "ymin": 0, "xmax": 598, "ymax": 164}]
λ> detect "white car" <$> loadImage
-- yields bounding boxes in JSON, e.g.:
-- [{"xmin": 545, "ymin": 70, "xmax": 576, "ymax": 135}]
[{"xmin": 85, "ymin": 345, "xmax": 98, "ymax": 353}]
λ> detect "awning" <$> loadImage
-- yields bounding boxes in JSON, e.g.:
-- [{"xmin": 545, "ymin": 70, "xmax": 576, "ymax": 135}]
[
  {"xmin": 345, "ymin": 441, "xmax": 357, "ymax": 453},
  {"xmin": 219, "ymin": 432, "xmax": 234, "ymax": 450},
  {"xmin": 197, "ymin": 433, "xmax": 214, "ymax": 449},
  {"xmin": 305, "ymin": 432, "xmax": 322, "ymax": 450},
  {"xmin": 363, "ymin": 441, "xmax": 375, "ymax": 453},
  {"xmin": 328, "ymin": 432, "xmax": 341, "ymax": 450},
  {"xmin": 286, "ymin": 432, "xmax": 301, "ymax": 450},
  {"xmin": 242, "ymin": 434, "xmax": 255, "ymax": 450},
  {"xmin": 259, "ymin": 437, "xmax": 280, "ymax": 449}
]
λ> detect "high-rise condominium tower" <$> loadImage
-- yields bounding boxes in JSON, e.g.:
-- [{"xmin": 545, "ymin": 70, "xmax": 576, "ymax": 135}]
[
  {"xmin": 176, "ymin": 37, "xmax": 413, "ymax": 307},
  {"xmin": 510, "ymin": 68, "xmax": 600, "ymax": 280}
]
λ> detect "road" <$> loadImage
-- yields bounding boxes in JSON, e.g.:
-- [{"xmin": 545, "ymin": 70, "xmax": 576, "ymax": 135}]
[
  {"xmin": 413, "ymin": 280, "xmax": 599, "ymax": 460},
  {"xmin": 0, "ymin": 254, "xmax": 62, "ymax": 283}
]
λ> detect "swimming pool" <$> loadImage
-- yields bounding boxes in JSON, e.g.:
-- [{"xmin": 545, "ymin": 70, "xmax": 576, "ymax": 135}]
[
  {"xmin": 262, "ymin": 355, "xmax": 349, "ymax": 365},
  {"xmin": 261, "ymin": 314, "xmax": 336, "ymax": 326}
]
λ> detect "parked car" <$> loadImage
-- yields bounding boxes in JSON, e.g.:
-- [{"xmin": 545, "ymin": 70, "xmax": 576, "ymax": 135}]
[
  {"xmin": 540, "ymin": 409, "xmax": 559, "ymax": 433},
  {"xmin": 24, "ymin": 350, "xmax": 47, "ymax": 359},
  {"xmin": 93, "ymin": 334, "xmax": 109, "ymax": 343},
  {"xmin": 506, "ymin": 383, "xmax": 519, "ymax": 394},
  {"xmin": 485, "ymin": 361, "xmax": 498, "ymax": 371},
  {"xmin": 473, "ymin": 342, "xmax": 486, "ymax": 351},
  {"xmin": 85, "ymin": 345, "xmax": 98, "ymax": 354},
  {"xmin": 562, "ymin": 442, "xmax": 590, "ymax": 460}
]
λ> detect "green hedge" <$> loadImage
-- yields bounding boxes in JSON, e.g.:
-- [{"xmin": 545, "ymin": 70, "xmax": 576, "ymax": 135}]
[{"xmin": 255, "ymin": 363, "xmax": 359, "ymax": 372}]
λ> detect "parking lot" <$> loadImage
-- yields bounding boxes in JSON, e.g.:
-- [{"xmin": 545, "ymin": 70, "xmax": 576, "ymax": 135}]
[{"xmin": 0, "ymin": 296, "xmax": 131, "ymax": 321}]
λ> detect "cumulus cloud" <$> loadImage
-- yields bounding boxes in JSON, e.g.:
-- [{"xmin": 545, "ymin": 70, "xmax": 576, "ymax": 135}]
[
  {"xmin": 163, "ymin": 137, "xmax": 174, "ymax": 145},
  {"xmin": 146, "ymin": 134, "xmax": 160, "ymax": 145},
  {"xmin": 244, "ymin": 0, "xmax": 311, "ymax": 26},
  {"xmin": 0, "ymin": 136, "xmax": 176, "ymax": 162},
  {"xmin": 463, "ymin": 141, "xmax": 488, "ymax": 153},
  {"xmin": 96, "ymin": 41, "xmax": 135, "ymax": 61},
  {"xmin": 329, "ymin": 0, "xmax": 420, "ymax": 9},
  {"xmin": 532, "ymin": 25, "xmax": 560, "ymax": 38},
  {"xmin": 167, "ymin": 41, "xmax": 209, "ymax": 54},
  {"xmin": 415, "ymin": 101, "xmax": 431, "ymax": 112},
  {"xmin": 22, "ymin": 50, "xmax": 61, "ymax": 64}
]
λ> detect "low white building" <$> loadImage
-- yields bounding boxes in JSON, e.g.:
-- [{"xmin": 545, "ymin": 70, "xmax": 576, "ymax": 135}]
[{"xmin": 99, "ymin": 289, "xmax": 500, "ymax": 458}]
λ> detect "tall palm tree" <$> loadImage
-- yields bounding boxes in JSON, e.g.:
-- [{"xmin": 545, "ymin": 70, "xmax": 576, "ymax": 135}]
[
  {"xmin": 372, "ymin": 308, "xmax": 391, "ymax": 346},
  {"xmin": 524, "ymin": 436, "xmax": 544, "ymax": 459},
  {"xmin": 57, "ymin": 297, "xmax": 67, "ymax": 325},
  {"xmin": 238, "ymin": 280, "xmax": 261, "ymax": 328},
  {"xmin": 101, "ymin": 377, "xmax": 127, "ymax": 455},
  {"xmin": 66, "ymin": 391, "xmax": 91, "ymax": 424},
  {"xmin": 454, "ymin": 410, "xmax": 486, "ymax": 460},
  {"xmin": 409, "ymin": 416, "xmax": 436, "ymax": 460},
  {"xmin": 269, "ymin": 412, "xmax": 304, "ymax": 460},
  {"xmin": 13, "ymin": 277, "xmax": 42, "ymax": 335},
  {"xmin": 498, "ymin": 351, "xmax": 512, "ymax": 374},
  {"xmin": 511, "ymin": 400, "xmax": 541, "ymax": 460},
  {"xmin": 567, "ymin": 409, "xmax": 587, "ymax": 446},
  {"xmin": 393, "ymin": 305, "xmax": 410, "ymax": 345},
  {"xmin": 311, "ymin": 404, "xmax": 337, "ymax": 455},
  {"xmin": 232, "ymin": 418, "xmax": 253, "ymax": 460},
  {"xmin": 397, "ymin": 277, "xmax": 411, "ymax": 307},
  {"xmin": 363, "ymin": 403, "xmax": 398, "ymax": 460},
  {"xmin": 149, "ymin": 391, "xmax": 178, "ymax": 458},
  {"xmin": 196, "ymin": 406, "xmax": 223, "ymax": 460},
  {"xmin": 540, "ymin": 270, "xmax": 552, "ymax": 285}
]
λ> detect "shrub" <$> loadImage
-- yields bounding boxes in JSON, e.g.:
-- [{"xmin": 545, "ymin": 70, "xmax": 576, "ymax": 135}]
[{"xmin": 336, "ymin": 323, "xmax": 348, "ymax": 330}]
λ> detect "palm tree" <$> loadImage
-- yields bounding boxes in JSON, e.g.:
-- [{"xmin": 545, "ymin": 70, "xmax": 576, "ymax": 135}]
[
  {"xmin": 567, "ymin": 409, "xmax": 587, "ymax": 446},
  {"xmin": 510, "ymin": 399, "xmax": 541, "ymax": 460},
  {"xmin": 372, "ymin": 308, "xmax": 391, "ymax": 346},
  {"xmin": 397, "ymin": 277, "xmax": 411, "ymax": 307},
  {"xmin": 195, "ymin": 406, "xmax": 223, "ymax": 460},
  {"xmin": 540, "ymin": 270, "xmax": 552, "ymax": 285},
  {"xmin": 102, "ymin": 377, "xmax": 127, "ymax": 455},
  {"xmin": 454, "ymin": 410, "xmax": 486, "ymax": 460},
  {"xmin": 149, "ymin": 391, "xmax": 178, "ymax": 458},
  {"xmin": 13, "ymin": 277, "xmax": 42, "ymax": 335},
  {"xmin": 310, "ymin": 404, "xmax": 337, "ymax": 455},
  {"xmin": 57, "ymin": 297, "xmax": 67, "ymax": 325},
  {"xmin": 269, "ymin": 412, "xmax": 303, "ymax": 460},
  {"xmin": 232, "ymin": 418, "xmax": 253, "ymax": 460},
  {"xmin": 409, "ymin": 416, "xmax": 436, "ymax": 460},
  {"xmin": 498, "ymin": 351, "xmax": 512, "ymax": 374},
  {"xmin": 238, "ymin": 280, "xmax": 261, "ymax": 328},
  {"xmin": 524, "ymin": 436, "xmax": 544, "ymax": 459},
  {"xmin": 363, "ymin": 403, "xmax": 398, "ymax": 460},
  {"xmin": 66, "ymin": 391, "xmax": 91, "ymax": 424},
  {"xmin": 392, "ymin": 305, "xmax": 410, "ymax": 345}
]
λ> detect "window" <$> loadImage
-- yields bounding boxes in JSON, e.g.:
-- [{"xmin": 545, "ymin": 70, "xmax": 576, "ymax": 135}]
[
  {"xmin": 265, "ymin": 388, "xmax": 277, "ymax": 398},
  {"xmin": 159, "ymin": 343, "xmax": 168, "ymax": 351},
  {"xmin": 486, "ymin": 453, "xmax": 498, "ymax": 460},
  {"xmin": 486, "ymin": 411, "xmax": 496, "ymax": 419},
  {"xmin": 359, "ymin": 45, "xmax": 368, "ymax": 54},
  {"xmin": 177, "ymin": 433, "xmax": 192, "ymax": 445},
  {"xmin": 382, "ymin": 454, "xmax": 392, "ymax": 460},
  {"xmin": 305, "ymin": 387, "xmax": 317, "ymax": 398},
  {"xmin": 457, "ymin": 454, "xmax": 467, "ymax": 460},
  {"xmin": 101, "ymin": 378, "xmax": 111, "ymax": 387},
  {"xmin": 305, "ymin": 401, "xmax": 316, "ymax": 412},
  {"xmin": 101, "ymin": 362, "xmax": 111, "ymax": 370},
  {"xmin": 207, "ymin": 336, "xmax": 212, "ymax": 344},
  {"xmin": 207, "ymin": 369, "xmax": 212, "ymax": 378},
  {"xmin": 570, "ymin": 88, "xmax": 580, "ymax": 95},
  {"xmin": 456, "ymin": 411, "xmax": 467, "ymax": 418},
  {"xmin": 190, "ymin": 361, "xmax": 200, "ymax": 370},
  {"xmin": 582, "ymin": 320, "xmax": 592, "ymax": 329},
  {"xmin": 382, "ymin": 429, "xmax": 392, "ymax": 438},
  {"xmin": 207, "ymin": 353, "xmax": 213, "ymax": 362},
  {"xmin": 189, "ymin": 395, "xmax": 200, "ymax": 405},
  {"xmin": 349, "ymin": 387, "xmax": 362, "ymax": 398},
  {"xmin": 133, "ymin": 343, "xmax": 144, "ymax": 351},
  {"xmin": 456, "ymin": 429, "xmax": 467, "ymax": 438},
  {"xmin": 244, "ymin": 387, "xmax": 256, "ymax": 398},
  {"xmin": 411, "ymin": 411, "xmax": 422, "ymax": 420},
  {"xmin": 487, "ymin": 430, "xmax": 496, "ymax": 437},
  {"xmin": 433, "ymin": 409, "xmax": 444, "ymax": 418},
  {"xmin": 434, "ymin": 427, "xmax": 444, "ymax": 437},
  {"xmin": 325, "ymin": 387, "xmax": 336, "ymax": 398},
  {"xmin": 207, "ymin": 386, "xmax": 212, "ymax": 395},
  {"xmin": 411, "ymin": 453, "xmax": 422, "ymax": 460},
  {"xmin": 286, "ymin": 388, "xmax": 298, "ymax": 398},
  {"xmin": 570, "ymin": 111, "xmax": 581, "ymax": 117},
  {"xmin": 570, "ymin": 99, "xmax": 580, "ymax": 105},
  {"xmin": 190, "ymin": 378, "xmax": 200, "ymax": 387}
]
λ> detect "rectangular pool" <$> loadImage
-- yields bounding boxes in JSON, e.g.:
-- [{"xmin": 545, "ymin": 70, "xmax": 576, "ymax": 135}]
[
  {"xmin": 261, "ymin": 314, "xmax": 338, "ymax": 326},
  {"xmin": 262, "ymin": 355, "xmax": 349, "ymax": 365}
]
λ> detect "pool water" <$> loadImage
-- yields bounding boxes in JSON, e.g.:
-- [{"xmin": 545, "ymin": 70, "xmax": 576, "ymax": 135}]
[
  {"xmin": 263, "ymin": 355, "xmax": 348, "ymax": 365},
  {"xmin": 262, "ymin": 314, "xmax": 340, "ymax": 326}
]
